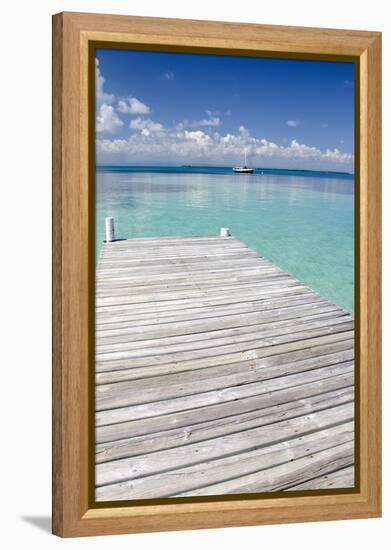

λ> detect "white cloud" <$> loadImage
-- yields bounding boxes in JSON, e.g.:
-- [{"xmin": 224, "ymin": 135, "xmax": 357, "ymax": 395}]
[
  {"xmin": 287, "ymin": 119, "xmax": 301, "ymax": 127},
  {"xmin": 130, "ymin": 117, "xmax": 164, "ymax": 135},
  {"xmin": 96, "ymin": 138, "xmax": 129, "ymax": 153},
  {"xmin": 183, "ymin": 130, "xmax": 212, "ymax": 144},
  {"xmin": 95, "ymin": 59, "xmax": 114, "ymax": 106},
  {"xmin": 96, "ymin": 104, "xmax": 124, "ymax": 133},
  {"xmin": 323, "ymin": 147, "xmax": 352, "ymax": 163},
  {"xmin": 97, "ymin": 123, "xmax": 353, "ymax": 169},
  {"xmin": 163, "ymin": 71, "xmax": 175, "ymax": 81},
  {"xmin": 176, "ymin": 116, "xmax": 221, "ymax": 129},
  {"xmin": 195, "ymin": 116, "xmax": 221, "ymax": 127},
  {"xmin": 95, "ymin": 58, "xmax": 151, "ymax": 117},
  {"xmin": 117, "ymin": 97, "xmax": 151, "ymax": 115}
]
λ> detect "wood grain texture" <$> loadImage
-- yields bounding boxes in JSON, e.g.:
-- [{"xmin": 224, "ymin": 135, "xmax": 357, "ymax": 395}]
[
  {"xmin": 71, "ymin": 11, "xmax": 378, "ymax": 56},
  {"xmin": 52, "ymin": 11, "xmax": 381, "ymax": 537},
  {"xmin": 358, "ymin": 32, "xmax": 382, "ymax": 517},
  {"xmin": 94, "ymin": 236, "xmax": 355, "ymax": 500},
  {"xmin": 52, "ymin": 12, "xmax": 63, "ymax": 537}
]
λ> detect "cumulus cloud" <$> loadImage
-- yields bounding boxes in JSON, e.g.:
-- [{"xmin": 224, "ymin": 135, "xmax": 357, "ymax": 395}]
[
  {"xmin": 195, "ymin": 116, "xmax": 221, "ymax": 127},
  {"xmin": 117, "ymin": 97, "xmax": 151, "ymax": 115},
  {"xmin": 130, "ymin": 117, "xmax": 164, "ymax": 135},
  {"xmin": 163, "ymin": 71, "xmax": 175, "ymax": 81},
  {"xmin": 95, "ymin": 59, "xmax": 115, "ymax": 106},
  {"xmin": 95, "ymin": 59, "xmax": 124, "ymax": 133},
  {"xmin": 97, "ymin": 123, "xmax": 353, "ymax": 169},
  {"xmin": 96, "ymin": 57, "xmax": 151, "ymax": 124},
  {"xmin": 188, "ymin": 116, "xmax": 221, "ymax": 128},
  {"xmin": 96, "ymin": 104, "xmax": 124, "ymax": 133},
  {"xmin": 176, "ymin": 115, "xmax": 221, "ymax": 130},
  {"xmin": 287, "ymin": 119, "xmax": 301, "ymax": 127}
]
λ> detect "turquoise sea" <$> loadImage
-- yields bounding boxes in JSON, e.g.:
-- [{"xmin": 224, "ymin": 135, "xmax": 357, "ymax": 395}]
[{"xmin": 96, "ymin": 167, "xmax": 354, "ymax": 314}]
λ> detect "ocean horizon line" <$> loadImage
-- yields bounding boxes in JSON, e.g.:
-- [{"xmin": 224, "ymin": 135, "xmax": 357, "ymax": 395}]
[{"xmin": 96, "ymin": 165, "xmax": 354, "ymax": 178}]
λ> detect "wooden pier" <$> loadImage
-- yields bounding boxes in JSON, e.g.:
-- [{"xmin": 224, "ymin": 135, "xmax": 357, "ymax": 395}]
[{"xmin": 95, "ymin": 234, "xmax": 355, "ymax": 501}]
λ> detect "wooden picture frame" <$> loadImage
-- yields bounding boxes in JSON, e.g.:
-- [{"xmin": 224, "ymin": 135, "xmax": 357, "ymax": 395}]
[{"xmin": 52, "ymin": 11, "xmax": 381, "ymax": 537}]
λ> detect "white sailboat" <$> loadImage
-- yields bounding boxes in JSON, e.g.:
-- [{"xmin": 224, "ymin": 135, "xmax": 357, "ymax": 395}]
[{"xmin": 233, "ymin": 150, "xmax": 254, "ymax": 173}]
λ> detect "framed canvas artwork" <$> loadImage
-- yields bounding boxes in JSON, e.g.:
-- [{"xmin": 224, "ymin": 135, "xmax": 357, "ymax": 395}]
[{"xmin": 52, "ymin": 12, "xmax": 381, "ymax": 537}]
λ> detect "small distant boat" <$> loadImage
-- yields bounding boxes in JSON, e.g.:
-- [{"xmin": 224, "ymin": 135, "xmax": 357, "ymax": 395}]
[{"xmin": 233, "ymin": 150, "xmax": 254, "ymax": 173}]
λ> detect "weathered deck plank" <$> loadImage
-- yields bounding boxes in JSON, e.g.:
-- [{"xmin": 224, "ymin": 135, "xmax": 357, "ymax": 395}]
[{"xmin": 95, "ymin": 235, "xmax": 355, "ymax": 501}]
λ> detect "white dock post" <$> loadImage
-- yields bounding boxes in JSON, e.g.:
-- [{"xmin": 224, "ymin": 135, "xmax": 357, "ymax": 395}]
[
  {"xmin": 220, "ymin": 227, "xmax": 230, "ymax": 237},
  {"xmin": 105, "ymin": 217, "xmax": 115, "ymax": 242}
]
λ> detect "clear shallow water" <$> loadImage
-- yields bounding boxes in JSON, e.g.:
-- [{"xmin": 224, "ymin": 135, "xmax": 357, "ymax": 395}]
[{"xmin": 96, "ymin": 169, "xmax": 354, "ymax": 314}]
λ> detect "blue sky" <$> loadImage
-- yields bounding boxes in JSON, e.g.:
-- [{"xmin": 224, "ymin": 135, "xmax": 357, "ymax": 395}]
[{"xmin": 95, "ymin": 48, "xmax": 355, "ymax": 171}]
